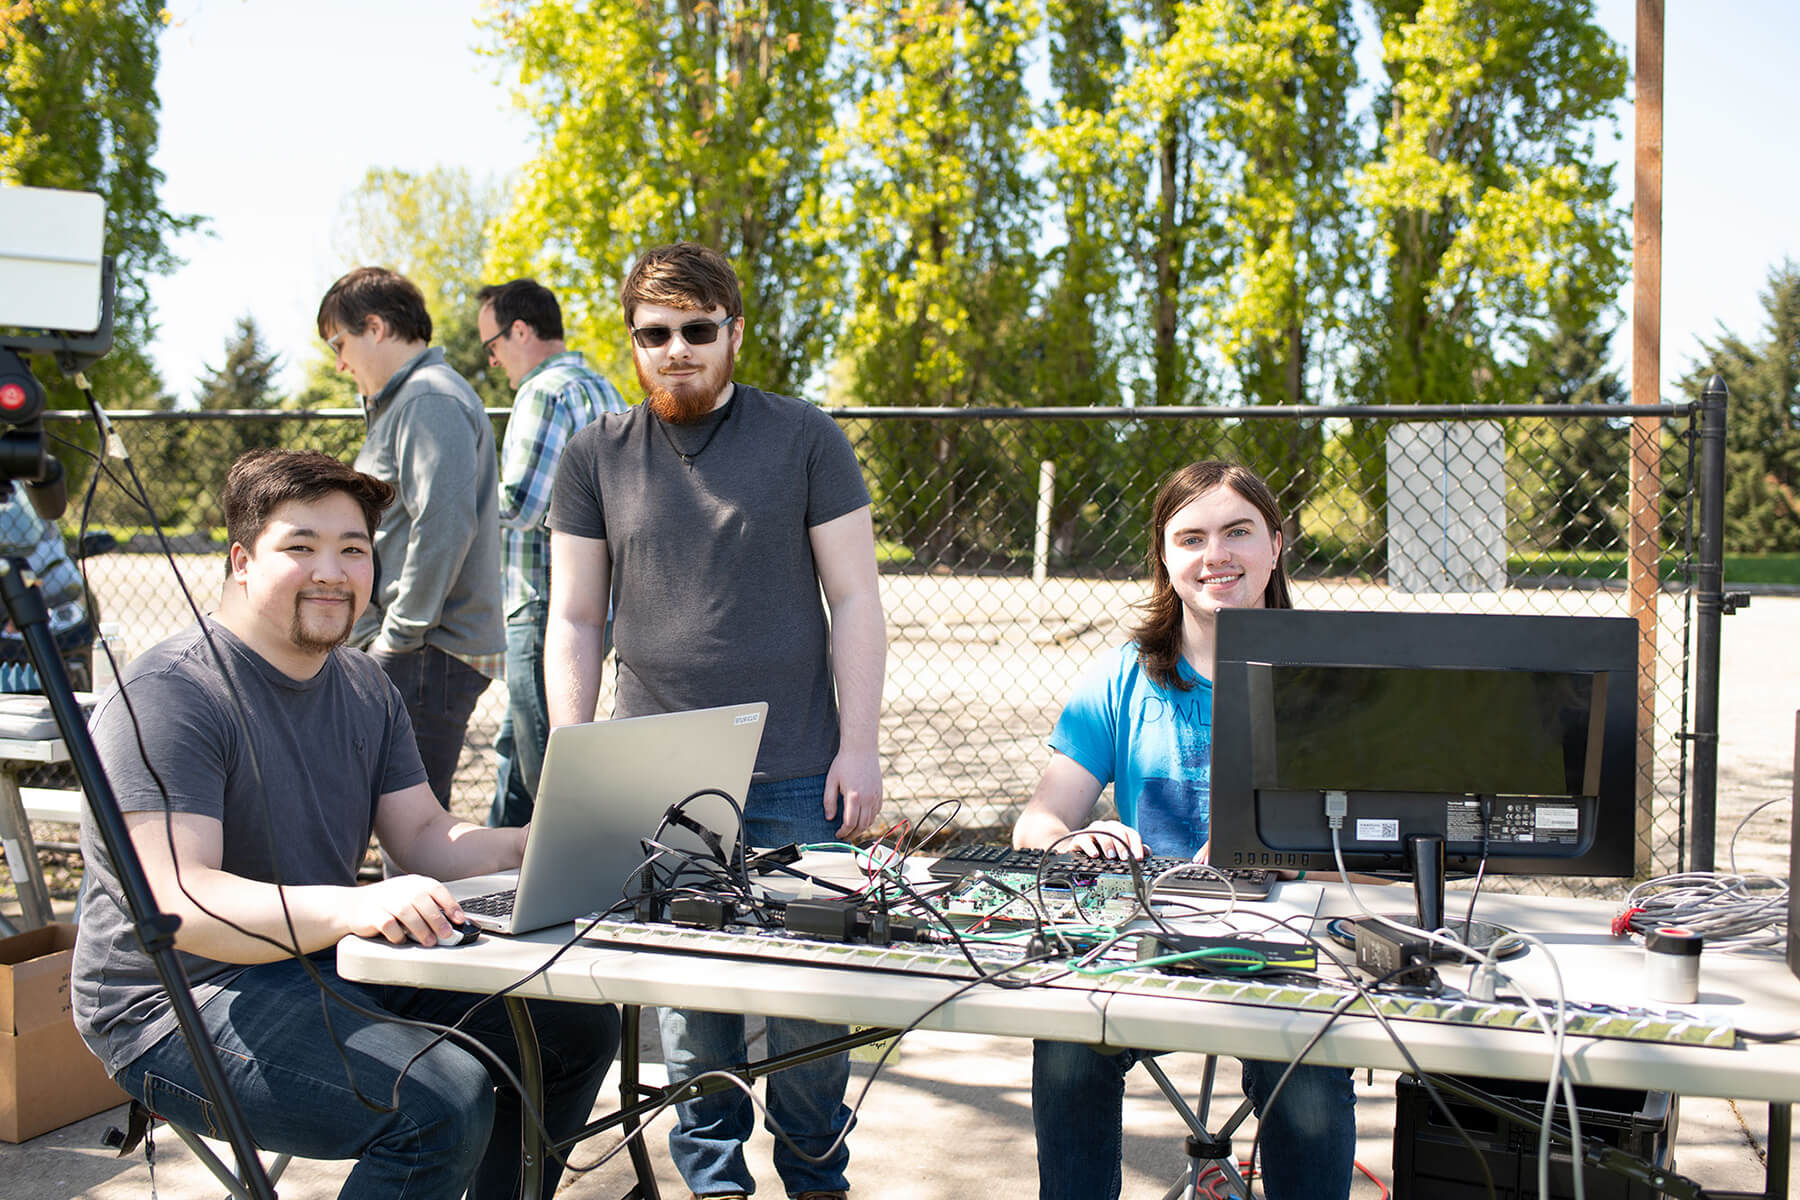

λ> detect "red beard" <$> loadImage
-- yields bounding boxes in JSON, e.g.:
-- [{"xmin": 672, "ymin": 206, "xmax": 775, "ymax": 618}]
[{"xmin": 637, "ymin": 342, "xmax": 734, "ymax": 425}]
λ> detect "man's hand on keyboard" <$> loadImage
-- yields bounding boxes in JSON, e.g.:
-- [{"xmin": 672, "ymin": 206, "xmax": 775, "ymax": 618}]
[{"xmin": 1061, "ymin": 821, "xmax": 1145, "ymax": 860}]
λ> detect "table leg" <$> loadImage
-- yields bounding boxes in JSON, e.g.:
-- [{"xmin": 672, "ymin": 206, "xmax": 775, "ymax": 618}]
[
  {"xmin": 0, "ymin": 769, "xmax": 52, "ymax": 929},
  {"xmin": 1765, "ymin": 1102, "xmax": 1791, "ymax": 1200},
  {"xmin": 505, "ymin": 996, "xmax": 545, "ymax": 1200},
  {"xmin": 618, "ymin": 1004, "xmax": 662, "ymax": 1200}
]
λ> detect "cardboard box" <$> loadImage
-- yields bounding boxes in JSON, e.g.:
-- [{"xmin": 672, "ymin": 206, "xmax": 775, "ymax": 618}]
[{"xmin": 0, "ymin": 922, "xmax": 125, "ymax": 1142}]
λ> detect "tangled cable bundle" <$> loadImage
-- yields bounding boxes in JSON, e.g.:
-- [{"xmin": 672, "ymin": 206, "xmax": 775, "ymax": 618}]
[{"xmin": 1612, "ymin": 872, "xmax": 1789, "ymax": 951}]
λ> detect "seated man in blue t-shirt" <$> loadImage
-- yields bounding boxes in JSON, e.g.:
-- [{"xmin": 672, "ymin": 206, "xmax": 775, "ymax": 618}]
[{"xmin": 1013, "ymin": 460, "xmax": 1356, "ymax": 1200}]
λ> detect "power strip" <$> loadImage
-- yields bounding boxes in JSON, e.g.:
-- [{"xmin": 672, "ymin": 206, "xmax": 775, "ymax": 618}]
[{"xmin": 576, "ymin": 917, "xmax": 1737, "ymax": 1048}]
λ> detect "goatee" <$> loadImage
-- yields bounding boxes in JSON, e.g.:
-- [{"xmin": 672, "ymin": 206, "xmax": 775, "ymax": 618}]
[{"xmin": 290, "ymin": 593, "xmax": 356, "ymax": 654}]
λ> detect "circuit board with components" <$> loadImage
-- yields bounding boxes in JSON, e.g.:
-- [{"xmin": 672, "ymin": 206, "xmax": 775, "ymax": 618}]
[{"xmin": 938, "ymin": 869, "xmax": 1145, "ymax": 929}]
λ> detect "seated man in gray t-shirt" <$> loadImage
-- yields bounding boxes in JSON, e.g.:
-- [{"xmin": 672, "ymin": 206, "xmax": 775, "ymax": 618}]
[{"xmin": 72, "ymin": 449, "xmax": 615, "ymax": 1199}]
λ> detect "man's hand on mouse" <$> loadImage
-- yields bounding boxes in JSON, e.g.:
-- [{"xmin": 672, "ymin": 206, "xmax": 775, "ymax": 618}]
[{"xmin": 349, "ymin": 876, "xmax": 471, "ymax": 947}]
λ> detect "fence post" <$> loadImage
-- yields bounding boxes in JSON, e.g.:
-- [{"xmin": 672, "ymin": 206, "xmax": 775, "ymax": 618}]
[
  {"xmin": 1032, "ymin": 459, "xmax": 1055, "ymax": 586},
  {"xmin": 1690, "ymin": 374, "xmax": 1729, "ymax": 873}
]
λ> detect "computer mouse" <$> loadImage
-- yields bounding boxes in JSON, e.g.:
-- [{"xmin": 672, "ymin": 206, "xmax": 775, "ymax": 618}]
[{"xmin": 447, "ymin": 919, "xmax": 482, "ymax": 945}]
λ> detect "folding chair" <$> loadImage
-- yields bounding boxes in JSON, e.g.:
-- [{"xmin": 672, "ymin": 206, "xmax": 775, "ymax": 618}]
[{"xmin": 106, "ymin": 1099, "xmax": 294, "ymax": 1200}]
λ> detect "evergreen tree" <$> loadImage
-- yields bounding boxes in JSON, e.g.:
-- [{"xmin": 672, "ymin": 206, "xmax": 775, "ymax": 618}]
[
  {"xmin": 1683, "ymin": 261, "xmax": 1800, "ymax": 552},
  {"xmin": 195, "ymin": 316, "xmax": 284, "ymax": 410},
  {"xmin": 1523, "ymin": 319, "xmax": 1627, "ymax": 551},
  {"xmin": 189, "ymin": 316, "xmax": 287, "ymax": 485}
]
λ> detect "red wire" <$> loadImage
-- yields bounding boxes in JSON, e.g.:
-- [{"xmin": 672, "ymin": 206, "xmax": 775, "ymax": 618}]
[
  {"xmin": 1194, "ymin": 1157, "xmax": 1386, "ymax": 1200},
  {"xmin": 1354, "ymin": 1158, "xmax": 1391, "ymax": 1199}
]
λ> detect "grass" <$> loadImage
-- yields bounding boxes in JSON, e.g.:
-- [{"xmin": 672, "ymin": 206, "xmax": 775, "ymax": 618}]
[{"xmin": 1509, "ymin": 551, "xmax": 1800, "ymax": 586}]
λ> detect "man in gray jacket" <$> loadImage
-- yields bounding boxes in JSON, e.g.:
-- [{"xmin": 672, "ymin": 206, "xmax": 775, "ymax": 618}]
[{"xmin": 318, "ymin": 267, "xmax": 503, "ymax": 807}]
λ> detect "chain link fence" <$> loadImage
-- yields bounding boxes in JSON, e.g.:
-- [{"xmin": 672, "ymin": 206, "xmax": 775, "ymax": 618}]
[{"xmin": 39, "ymin": 405, "xmax": 1699, "ymax": 886}]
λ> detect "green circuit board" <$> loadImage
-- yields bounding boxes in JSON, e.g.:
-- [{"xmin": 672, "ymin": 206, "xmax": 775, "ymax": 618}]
[{"xmin": 938, "ymin": 869, "xmax": 1144, "ymax": 929}]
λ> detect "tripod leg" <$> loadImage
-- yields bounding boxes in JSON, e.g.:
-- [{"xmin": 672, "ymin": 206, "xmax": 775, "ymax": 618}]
[{"xmin": 1144, "ymin": 1055, "xmax": 1256, "ymax": 1200}]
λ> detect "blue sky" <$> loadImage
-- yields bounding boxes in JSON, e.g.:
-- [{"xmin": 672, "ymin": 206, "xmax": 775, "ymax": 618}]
[{"xmin": 144, "ymin": 0, "xmax": 1799, "ymax": 405}]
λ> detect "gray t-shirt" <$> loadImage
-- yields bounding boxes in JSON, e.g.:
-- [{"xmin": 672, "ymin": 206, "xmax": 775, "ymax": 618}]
[
  {"xmin": 548, "ymin": 385, "xmax": 870, "ymax": 780},
  {"xmin": 72, "ymin": 620, "xmax": 427, "ymax": 1075}
]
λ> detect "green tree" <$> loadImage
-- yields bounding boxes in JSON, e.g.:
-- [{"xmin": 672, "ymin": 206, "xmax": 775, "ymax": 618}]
[
  {"xmin": 1026, "ymin": 0, "xmax": 1132, "ymax": 566},
  {"xmin": 186, "ymin": 316, "xmax": 288, "ymax": 509},
  {"xmin": 1033, "ymin": 0, "xmax": 1360, "ymax": 543},
  {"xmin": 1518, "ymin": 318, "xmax": 1628, "ymax": 552},
  {"xmin": 1352, "ymin": 0, "xmax": 1628, "ymax": 409},
  {"xmin": 195, "ymin": 315, "xmax": 283, "ymax": 410},
  {"xmin": 0, "ymin": 0, "xmax": 198, "ymax": 405},
  {"xmin": 1682, "ymin": 261, "xmax": 1800, "ymax": 552},
  {"xmin": 828, "ymin": 0, "xmax": 1042, "ymax": 563},
  {"xmin": 330, "ymin": 167, "xmax": 510, "ymax": 407},
  {"xmin": 486, "ymin": 0, "xmax": 842, "ymax": 397}
]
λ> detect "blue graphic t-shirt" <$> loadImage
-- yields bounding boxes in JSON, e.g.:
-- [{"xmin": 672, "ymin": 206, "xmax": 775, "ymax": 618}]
[{"xmin": 1048, "ymin": 642, "xmax": 1212, "ymax": 860}]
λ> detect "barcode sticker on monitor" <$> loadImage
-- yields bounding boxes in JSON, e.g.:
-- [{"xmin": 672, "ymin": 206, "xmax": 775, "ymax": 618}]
[
  {"xmin": 1356, "ymin": 819, "xmax": 1400, "ymax": 842},
  {"xmin": 1535, "ymin": 806, "xmax": 1580, "ymax": 830}
]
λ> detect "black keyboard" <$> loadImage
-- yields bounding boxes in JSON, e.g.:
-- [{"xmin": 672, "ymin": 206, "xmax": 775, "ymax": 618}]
[{"xmin": 927, "ymin": 845, "xmax": 1276, "ymax": 899}]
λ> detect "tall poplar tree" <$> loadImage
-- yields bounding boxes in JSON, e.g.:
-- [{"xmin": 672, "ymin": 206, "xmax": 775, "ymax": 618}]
[
  {"xmin": 1352, "ymin": 0, "xmax": 1628, "ymax": 409},
  {"xmin": 486, "ymin": 0, "xmax": 842, "ymax": 397},
  {"xmin": 828, "ymin": 0, "xmax": 1042, "ymax": 562}
]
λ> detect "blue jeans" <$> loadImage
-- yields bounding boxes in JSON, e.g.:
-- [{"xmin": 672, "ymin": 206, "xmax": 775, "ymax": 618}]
[
  {"xmin": 658, "ymin": 772, "xmax": 854, "ymax": 1196},
  {"xmin": 373, "ymin": 644, "xmax": 491, "ymax": 810},
  {"xmin": 1032, "ymin": 1040, "xmax": 1356, "ymax": 1200},
  {"xmin": 491, "ymin": 605, "xmax": 550, "ymax": 829},
  {"xmin": 117, "ymin": 953, "xmax": 619, "ymax": 1200}
]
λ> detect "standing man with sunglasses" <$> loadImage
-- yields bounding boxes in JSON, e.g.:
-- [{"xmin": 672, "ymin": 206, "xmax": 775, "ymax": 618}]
[
  {"xmin": 546, "ymin": 242, "xmax": 886, "ymax": 1200},
  {"xmin": 476, "ymin": 278, "xmax": 626, "ymax": 828},
  {"xmin": 318, "ymin": 267, "xmax": 504, "ymax": 808}
]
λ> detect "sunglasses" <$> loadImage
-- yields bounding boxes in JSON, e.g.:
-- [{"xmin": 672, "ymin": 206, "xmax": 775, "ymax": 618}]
[{"xmin": 629, "ymin": 314, "xmax": 736, "ymax": 349}]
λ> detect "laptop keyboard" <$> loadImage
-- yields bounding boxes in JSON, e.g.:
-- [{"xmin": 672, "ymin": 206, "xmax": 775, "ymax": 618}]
[
  {"xmin": 459, "ymin": 889, "xmax": 518, "ymax": 919},
  {"xmin": 927, "ymin": 844, "xmax": 1276, "ymax": 899}
]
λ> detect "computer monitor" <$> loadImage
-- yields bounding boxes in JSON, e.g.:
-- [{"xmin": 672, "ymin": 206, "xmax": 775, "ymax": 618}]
[{"xmin": 1210, "ymin": 609, "xmax": 1640, "ymax": 891}]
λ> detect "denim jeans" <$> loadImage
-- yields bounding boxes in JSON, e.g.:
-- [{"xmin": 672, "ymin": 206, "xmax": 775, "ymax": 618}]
[
  {"xmin": 490, "ymin": 605, "xmax": 550, "ymax": 828},
  {"xmin": 116, "ymin": 953, "xmax": 619, "ymax": 1200},
  {"xmin": 658, "ymin": 772, "xmax": 854, "ymax": 1196},
  {"xmin": 373, "ymin": 643, "xmax": 491, "ymax": 809},
  {"xmin": 1031, "ymin": 1040, "xmax": 1356, "ymax": 1200}
]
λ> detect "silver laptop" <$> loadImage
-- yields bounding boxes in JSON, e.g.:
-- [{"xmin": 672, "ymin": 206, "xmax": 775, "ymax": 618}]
[{"xmin": 447, "ymin": 702, "xmax": 768, "ymax": 934}]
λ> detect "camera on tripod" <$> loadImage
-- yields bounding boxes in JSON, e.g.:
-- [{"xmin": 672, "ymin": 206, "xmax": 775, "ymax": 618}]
[{"xmin": 0, "ymin": 184, "xmax": 118, "ymax": 521}]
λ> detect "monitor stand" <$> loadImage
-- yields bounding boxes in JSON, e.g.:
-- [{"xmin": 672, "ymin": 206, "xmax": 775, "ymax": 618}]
[{"xmin": 1333, "ymin": 831, "xmax": 1519, "ymax": 960}]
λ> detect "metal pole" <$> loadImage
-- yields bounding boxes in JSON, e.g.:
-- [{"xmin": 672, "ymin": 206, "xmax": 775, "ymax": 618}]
[
  {"xmin": 1033, "ymin": 460, "xmax": 1055, "ymax": 586},
  {"xmin": 1691, "ymin": 374, "xmax": 1729, "ymax": 872}
]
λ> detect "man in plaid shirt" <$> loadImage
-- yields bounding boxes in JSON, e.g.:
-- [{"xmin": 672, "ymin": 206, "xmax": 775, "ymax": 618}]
[{"xmin": 477, "ymin": 279, "xmax": 627, "ymax": 826}]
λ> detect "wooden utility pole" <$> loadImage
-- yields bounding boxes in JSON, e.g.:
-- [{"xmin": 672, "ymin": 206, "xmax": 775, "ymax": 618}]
[{"xmin": 1628, "ymin": 0, "xmax": 1665, "ymax": 872}]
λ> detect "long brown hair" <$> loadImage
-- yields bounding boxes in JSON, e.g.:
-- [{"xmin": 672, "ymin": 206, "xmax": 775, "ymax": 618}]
[{"xmin": 1129, "ymin": 461, "xmax": 1292, "ymax": 690}]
